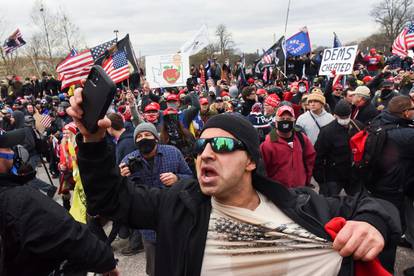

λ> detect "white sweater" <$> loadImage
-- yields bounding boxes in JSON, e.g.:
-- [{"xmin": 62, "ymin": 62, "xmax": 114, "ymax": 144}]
[{"xmin": 296, "ymin": 110, "xmax": 335, "ymax": 145}]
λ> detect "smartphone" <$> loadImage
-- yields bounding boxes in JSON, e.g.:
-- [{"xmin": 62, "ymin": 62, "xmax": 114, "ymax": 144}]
[{"xmin": 80, "ymin": 65, "xmax": 116, "ymax": 133}]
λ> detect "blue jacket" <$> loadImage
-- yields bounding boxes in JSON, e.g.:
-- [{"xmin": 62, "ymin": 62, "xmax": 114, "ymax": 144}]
[{"xmin": 115, "ymin": 129, "xmax": 136, "ymax": 165}]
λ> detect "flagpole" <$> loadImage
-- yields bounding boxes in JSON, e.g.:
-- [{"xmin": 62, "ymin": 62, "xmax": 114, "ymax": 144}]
[{"xmin": 283, "ymin": 0, "xmax": 291, "ymax": 76}]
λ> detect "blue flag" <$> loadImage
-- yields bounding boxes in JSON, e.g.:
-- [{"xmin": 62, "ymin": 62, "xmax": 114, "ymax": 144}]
[
  {"xmin": 333, "ymin": 32, "xmax": 342, "ymax": 48},
  {"xmin": 285, "ymin": 27, "xmax": 311, "ymax": 56}
]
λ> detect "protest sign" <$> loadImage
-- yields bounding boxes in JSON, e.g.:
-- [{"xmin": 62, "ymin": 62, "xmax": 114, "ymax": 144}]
[
  {"xmin": 319, "ymin": 45, "xmax": 358, "ymax": 76},
  {"xmin": 145, "ymin": 53, "xmax": 190, "ymax": 88}
]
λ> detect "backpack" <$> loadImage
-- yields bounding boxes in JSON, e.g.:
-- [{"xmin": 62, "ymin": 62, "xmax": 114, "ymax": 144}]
[{"xmin": 350, "ymin": 123, "xmax": 399, "ymax": 187}]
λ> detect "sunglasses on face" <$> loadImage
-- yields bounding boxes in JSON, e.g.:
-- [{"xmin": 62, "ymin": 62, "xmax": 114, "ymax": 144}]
[{"xmin": 194, "ymin": 137, "xmax": 245, "ymax": 155}]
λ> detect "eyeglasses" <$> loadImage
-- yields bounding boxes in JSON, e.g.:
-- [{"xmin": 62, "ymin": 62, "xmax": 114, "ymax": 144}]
[{"xmin": 194, "ymin": 137, "xmax": 245, "ymax": 155}]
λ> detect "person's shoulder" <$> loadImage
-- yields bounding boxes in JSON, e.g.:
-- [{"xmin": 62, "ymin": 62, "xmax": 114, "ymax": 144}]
[{"xmin": 121, "ymin": 150, "xmax": 140, "ymax": 163}]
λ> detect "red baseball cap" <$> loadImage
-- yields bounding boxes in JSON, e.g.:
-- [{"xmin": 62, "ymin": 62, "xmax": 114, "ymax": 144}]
[
  {"xmin": 265, "ymin": 94, "xmax": 280, "ymax": 108},
  {"xmin": 163, "ymin": 107, "xmax": 178, "ymax": 116},
  {"xmin": 166, "ymin": 94, "xmax": 179, "ymax": 102},
  {"xmin": 256, "ymin": 88, "xmax": 267, "ymax": 96},
  {"xmin": 220, "ymin": 91, "xmax": 230, "ymax": 97},
  {"xmin": 199, "ymin": 97, "xmax": 209, "ymax": 105},
  {"xmin": 144, "ymin": 102, "xmax": 161, "ymax": 112},
  {"xmin": 276, "ymin": 105, "xmax": 295, "ymax": 118}
]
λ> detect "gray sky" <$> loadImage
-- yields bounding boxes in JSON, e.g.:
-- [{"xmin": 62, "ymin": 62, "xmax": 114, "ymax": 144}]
[{"xmin": 3, "ymin": 0, "xmax": 380, "ymax": 56}]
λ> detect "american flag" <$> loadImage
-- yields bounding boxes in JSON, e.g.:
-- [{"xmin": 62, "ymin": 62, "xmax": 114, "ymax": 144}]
[
  {"xmin": 261, "ymin": 48, "xmax": 274, "ymax": 64},
  {"xmin": 102, "ymin": 50, "xmax": 130, "ymax": 83},
  {"xmin": 40, "ymin": 114, "xmax": 53, "ymax": 129},
  {"xmin": 2, "ymin": 29, "xmax": 26, "ymax": 55},
  {"xmin": 56, "ymin": 39, "xmax": 117, "ymax": 89},
  {"xmin": 392, "ymin": 22, "xmax": 414, "ymax": 58}
]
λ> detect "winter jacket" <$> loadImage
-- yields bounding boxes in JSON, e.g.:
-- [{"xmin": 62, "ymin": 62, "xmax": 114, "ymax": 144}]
[
  {"xmin": 261, "ymin": 130, "xmax": 315, "ymax": 187},
  {"xmin": 0, "ymin": 173, "xmax": 116, "ymax": 275},
  {"xmin": 371, "ymin": 90, "xmax": 400, "ymax": 111},
  {"xmin": 368, "ymin": 111, "xmax": 414, "ymax": 200},
  {"xmin": 314, "ymin": 120, "xmax": 364, "ymax": 183},
  {"xmin": 296, "ymin": 110, "xmax": 335, "ymax": 144},
  {"xmin": 77, "ymin": 136, "xmax": 401, "ymax": 276},
  {"xmin": 241, "ymin": 99, "xmax": 256, "ymax": 116},
  {"xmin": 351, "ymin": 103, "xmax": 378, "ymax": 125}
]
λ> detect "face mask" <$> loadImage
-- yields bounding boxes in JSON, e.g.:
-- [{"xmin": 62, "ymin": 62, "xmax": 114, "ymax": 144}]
[
  {"xmin": 136, "ymin": 138, "xmax": 157, "ymax": 155},
  {"xmin": 299, "ymin": 86, "xmax": 306, "ymax": 93},
  {"xmin": 167, "ymin": 103, "xmax": 178, "ymax": 109},
  {"xmin": 337, "ymin": 117, "xmax": 351, "ymax": 126},
  {"xmin": 58, "ymin": 111, "xmax": 65, "ymax": 117},
  {"xmin": 144, "ymin": 113, "xmax": 158, "ymax": 123},
  {"xmin": 277, "ymin": 120, "xmax": 294, "ymax": 133},
  {"xmin": 381, "ymin": 88, "xmax": 392, "ymax": 95}
]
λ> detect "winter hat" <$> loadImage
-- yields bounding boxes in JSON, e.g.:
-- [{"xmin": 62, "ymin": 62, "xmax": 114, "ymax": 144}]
[
  {"xmin": 250, "ymin": 103, "xmax": 263, "ymax": 114},
  {"xmin": 307, "ymin": 90, "xmax": 326, "ymax": 105},
  {"xmin": 163, "ymin": 107, "xmax": 178, "ymax": 116},
  {"xmin": 144, "ymin": 102, "xmax": 161, "ymax": 112},
  {"xmin": 334, "ymin": 100, "xmax": 352, "ymax": 117},
  {"xmin": 201, "ymin": 113, "xmax": 261, "ymax": 164},
  {"xmin": 63, "ymin": 122, "xmax": 77, "ymax": 135},
  {"xmin": 134, "ymin": 122, "xmax": 159, "ymax": 141}
]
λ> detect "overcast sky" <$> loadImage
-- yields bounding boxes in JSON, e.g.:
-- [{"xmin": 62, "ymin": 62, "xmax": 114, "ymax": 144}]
[{"xmin": 3, "ymin": 0, "xmax": 380, "ymax": 56}]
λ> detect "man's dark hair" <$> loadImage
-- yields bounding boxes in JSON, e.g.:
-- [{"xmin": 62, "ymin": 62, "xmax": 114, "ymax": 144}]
[
  {"xmin": 388, "ymin": 95, "xmax": 413, "ymax": 117},
  {"xmin": 241, "ymin": 86, "xmax": 255, "ymax": 100},
  {"xmin": 107, "ymin": 113, "xmax": 124, "ymax": 131}
]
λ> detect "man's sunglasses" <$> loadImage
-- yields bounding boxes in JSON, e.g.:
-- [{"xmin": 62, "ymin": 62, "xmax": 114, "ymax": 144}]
[{"xmin": 194, "ymin": 137, "xmax": 245, "ymax": 155}]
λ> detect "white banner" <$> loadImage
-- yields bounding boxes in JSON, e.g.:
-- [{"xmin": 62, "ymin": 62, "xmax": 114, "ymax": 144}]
[
  {"xmin": 145, "ymin": 53, "xmax": 190, "ymax": 88},
  {"xmin": 179, "ymin": 24, "xmax": 209, "ymax": 56},
  {"xmin": 319, "ymin": 45, "xmax": 358, "ymax": 76}
]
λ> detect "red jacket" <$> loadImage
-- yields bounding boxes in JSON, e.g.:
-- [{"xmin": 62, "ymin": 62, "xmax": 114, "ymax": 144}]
[
  {"xmin": 363, "ymin": 54, "xmax": 382, "ymax": 72},
  {"xmin": 260, "ymin": 130, "xmax": 316, "ymax": 188}
]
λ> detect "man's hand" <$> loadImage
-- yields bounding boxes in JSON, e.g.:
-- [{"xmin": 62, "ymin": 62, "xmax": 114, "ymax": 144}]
[
  {"xmin": 119, "ymin": 163, "xmax": 131, "ymax": 177},
  {"xmin": 66, "ymin": 87, "xmax": 111, "ymax": 143},
  {"xmin": 332, "ymin": 221, "xmax": 384, "ymax": 261},
  {"xmin": 103, "ymin": 267, "xmax": 120, "ymax": 276},
  {"xmin": 160, "ymin": 172, "xmax": 178, "ymax": 186}
]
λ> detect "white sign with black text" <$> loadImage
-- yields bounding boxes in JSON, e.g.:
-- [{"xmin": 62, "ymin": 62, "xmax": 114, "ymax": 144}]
[{"xmin": 319, "ymin": 45, "xmax": 358, "ymax": 76}]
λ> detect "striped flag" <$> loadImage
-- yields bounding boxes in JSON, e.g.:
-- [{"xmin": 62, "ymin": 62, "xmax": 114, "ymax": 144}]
[
  {"xmin": 392, "ymin": 22, "xmax": 414, "ymax": 58},
  {"xmin": 56, "ymin": 39, "xmax": 117, "ymax": 89},
  {"xmin": 102, "ymin": 50, "xmax": 130, "ymax": 83},
  {"xmin": 261, "ymin": 48, "xmax": 274, "ymax": 64},
  {"xmin": 2, "ymin": 29, "xmax": 26, "ymax": 54},
  {"xmin": 40, "ymin": 114, "xmax": 53, "ymax": 129}
]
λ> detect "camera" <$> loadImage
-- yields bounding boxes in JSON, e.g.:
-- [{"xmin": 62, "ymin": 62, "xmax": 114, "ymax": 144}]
[{"xmin": 127, "ymin": 155, "xmax": 143, "ymax": 174}]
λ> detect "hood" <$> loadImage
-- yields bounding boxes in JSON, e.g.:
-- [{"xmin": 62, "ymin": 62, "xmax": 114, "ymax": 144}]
[{"xmin": 12, "ymin": 110, "xmax": 25, "ymax": 129}]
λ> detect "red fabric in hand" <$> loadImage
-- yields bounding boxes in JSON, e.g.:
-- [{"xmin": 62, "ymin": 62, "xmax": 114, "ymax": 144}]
[{"xmin": 324, "ymin": 217, "xmax": 391, "ymax": 276}]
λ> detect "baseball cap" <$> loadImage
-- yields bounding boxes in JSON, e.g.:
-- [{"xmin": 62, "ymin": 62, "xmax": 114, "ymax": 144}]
[
  {"xmin": 144, "ymin": 102, "xmax": 161, "ymax": 112},
  {"xmin": 199, "ymin": 98, "xmax": 209, "ymax": 105},
  {"xmin": 349, "ymin": 86, "xmax": 371, "ymax": 97},
  {"xmin": 0, "ymin": 128, "xmax": 25, "ymax": 148},
  {"xmin": 166, "ymin": 94, "xmax": 179, "ymax": 102},
  {"xmin": 276, "ymin": 105, "xmax": 295, "ymax": 118}
]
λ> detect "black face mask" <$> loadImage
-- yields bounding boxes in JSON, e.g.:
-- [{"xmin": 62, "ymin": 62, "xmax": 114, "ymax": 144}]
[
  {"xmin": 136, "ymin": 138, "xmax": 157, "ymax": 155},
  {"xmin": 277, "ymin": 120, "xmax": 294, "ymax": 133},
  {"xmin": 381, "ymin": 88, "xmax": 392, "ymax": 95}
]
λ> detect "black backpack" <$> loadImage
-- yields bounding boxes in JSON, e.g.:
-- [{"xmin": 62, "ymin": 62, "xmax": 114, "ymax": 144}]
[{"xmin": 350, "ymin": 123, "xmax": 399, "ymax": 189}]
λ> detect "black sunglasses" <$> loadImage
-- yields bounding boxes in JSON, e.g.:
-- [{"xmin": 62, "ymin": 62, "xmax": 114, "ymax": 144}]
[{"xmin": 194, "ymin": 137, "xmax": 245, "ymax": 155}]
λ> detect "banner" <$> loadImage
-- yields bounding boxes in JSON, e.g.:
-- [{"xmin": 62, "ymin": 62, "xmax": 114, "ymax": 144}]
[
  {"xmin": 180, "ymin": 24, "xmax": 209, "ymax": 56},
  {"xmin": 285, "ymin": 27, "xmax": 311, "ymax": 56},
  {"xmin": 145, "ymin": 53, "xmax": 190, "ymax": 88},
  {"xmin": 319, "ymin": 45, "xmax": 358, "ymax": 76}
]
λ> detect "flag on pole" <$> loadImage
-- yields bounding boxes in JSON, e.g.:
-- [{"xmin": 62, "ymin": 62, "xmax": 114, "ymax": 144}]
[
  {"xmin": 56, "ymin": 39, "xmax": 117, "ymax": 89},
  {"xmin": 237, "ymin": 54, "xmax": 247, "ymax": 87},
  {"xmin": 180, "ymin": 24, "xmax": 209, "ymax": 56},
  {"xmin": 40, "ymin": 114, "xmax": 53, "ymax": 129},
  {"xmin": 333, "ymin": 32, "xmax": 342, "ymax": 48},
  {"xmin": 2, "ymin": 29, "xmax": 26, "ymax": 54},
  {"xmin": 285, "ymin": 27, "xmax": 311, "ymax": 56},
  {"xmin": 392, "ymin": 22, "xmax": 414, "ymax": 58},
  {"xmin": 102, "ymin": 50, "xmax": 130, "ymax": 83}
]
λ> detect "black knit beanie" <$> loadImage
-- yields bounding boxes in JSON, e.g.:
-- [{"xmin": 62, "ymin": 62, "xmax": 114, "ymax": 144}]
[
  {"xmin": 200, "ymin": 113, "xmax": 261, "ymax": 164},
  {"xmin": 334, "ymin": 99, "xmax": 352, "ymax": 117}
]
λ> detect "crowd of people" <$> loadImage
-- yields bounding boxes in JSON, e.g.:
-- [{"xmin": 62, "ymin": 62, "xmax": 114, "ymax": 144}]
[{"xmin": 1, "ymin": 47, "xmax": 414, "ymax": 276}]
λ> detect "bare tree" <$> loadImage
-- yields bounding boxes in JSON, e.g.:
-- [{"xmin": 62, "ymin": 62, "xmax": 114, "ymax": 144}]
[
  {"xmin": 370, "ymin": 0, "xmax": 414, "ymax": 44},
  {"xmin": 58, "ymin": 8, "xmax": 81, "ymax": 52},
  {"xmin": 215, "ymin": 24, "xmax": 234, "ymax": 57}
]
